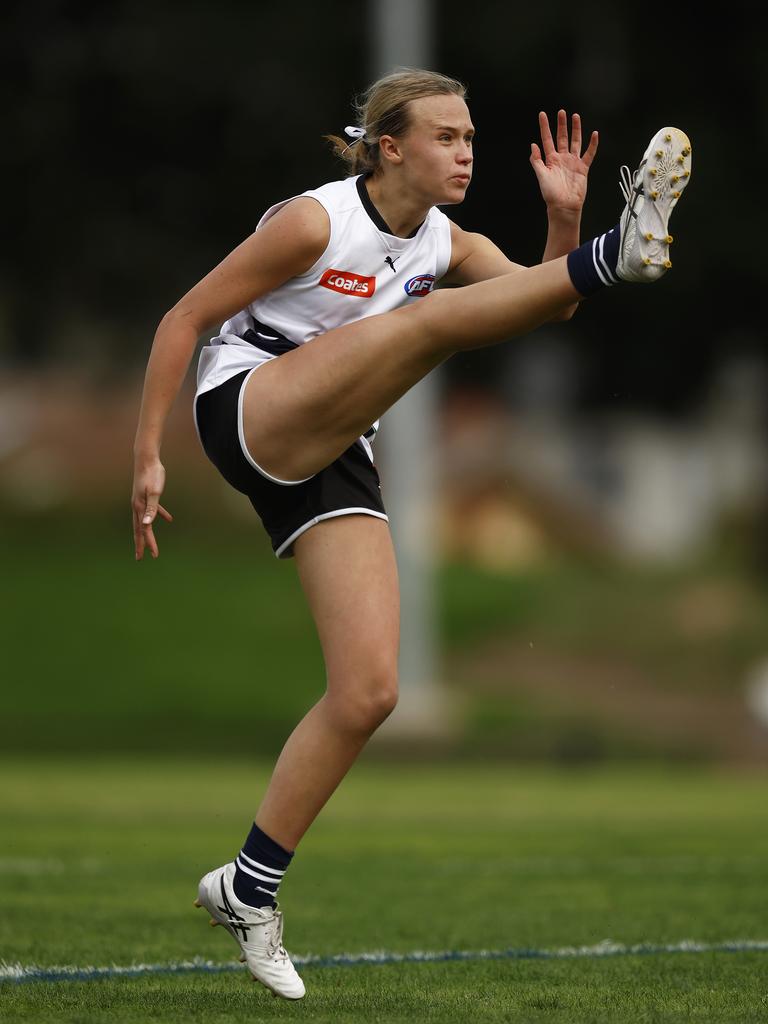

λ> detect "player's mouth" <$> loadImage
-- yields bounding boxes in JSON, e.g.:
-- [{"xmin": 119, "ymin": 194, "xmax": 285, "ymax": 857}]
[{"xmin": 451, "ymin": 174, "xmax": 471, "ymax": 185}]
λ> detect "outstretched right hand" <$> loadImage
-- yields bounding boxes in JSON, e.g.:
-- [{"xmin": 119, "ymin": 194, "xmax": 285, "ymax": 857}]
[{"xmin": 132, "ymin": 457, "xmax": 174, "ymax": 560}]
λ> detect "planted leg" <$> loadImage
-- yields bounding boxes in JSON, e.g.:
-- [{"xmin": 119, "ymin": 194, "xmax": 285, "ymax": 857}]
[{"xmin": 254, "ymin": 514, "xmax": 400, "ymax": 851}]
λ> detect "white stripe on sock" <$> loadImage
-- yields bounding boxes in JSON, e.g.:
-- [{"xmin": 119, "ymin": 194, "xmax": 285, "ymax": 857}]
[
  {"xmin": 597, "ymin": 233, "xmax": 620, "ymax": 284},
  {"xmin": 235, "ymin": 857, "xmax": 280, "ymax": 888},
  {"xmin": 238, "ymin": 850, "xmax": 285, "ymax": 876},
  {"xmin": 591, "ymin": 238, "xmax": 612, "ymax": 287}
]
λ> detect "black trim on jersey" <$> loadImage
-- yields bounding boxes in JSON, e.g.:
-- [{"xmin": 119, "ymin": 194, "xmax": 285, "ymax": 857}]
[
  {"xmin": 235, "ymin": 316, "xmax": 376, "ymax": 440},
  {"xmin": 240, "ymin": 316, "xmax": 299, "ymax": 357},
  {"xmin": 357, "ymin": 175, "xmax": 423, "ymax": 239}
]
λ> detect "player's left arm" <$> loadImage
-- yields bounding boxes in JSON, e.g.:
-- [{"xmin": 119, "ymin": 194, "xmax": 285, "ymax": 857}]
[
  {"xmin": 442, "ymin": 110, "xmax": 598, "ymax": 322},
  {"xmin": 530, "ymin": 110, "xmax": 599, "ymax": 317},
  {"xmin": 441, "ymin": 222, "xmax": 526, "ymax": 286}
]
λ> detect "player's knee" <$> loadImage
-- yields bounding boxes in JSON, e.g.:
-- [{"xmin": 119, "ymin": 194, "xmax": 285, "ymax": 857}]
[
  {"xmin": 363, "ymin": 691, "xmax": 398, "ymax": 733},
  {"xmin": 369, "ymin": 680, "xmax": 399, "ymax": 726},
  {"xmin": 407, "ymin": 288, "xmax": 457, "ymax": 351},
  {"xmin": 327, "ymin": 666, "xmax": 399, "ymax": 734},
  {"xmin": 339, "ymin": 686, "xmax": 398, "ymax": 734}
]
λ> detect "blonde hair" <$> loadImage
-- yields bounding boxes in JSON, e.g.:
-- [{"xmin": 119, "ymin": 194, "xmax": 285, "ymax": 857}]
[{"xmin": 325, "ymin": 67, "xmax": 467, "ymax": 176}]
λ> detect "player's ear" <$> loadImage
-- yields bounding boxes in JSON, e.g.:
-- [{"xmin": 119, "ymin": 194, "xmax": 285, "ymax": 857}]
[{"xmin": 378, "ymin": 135, "xmax": 404, "ymax": 166}]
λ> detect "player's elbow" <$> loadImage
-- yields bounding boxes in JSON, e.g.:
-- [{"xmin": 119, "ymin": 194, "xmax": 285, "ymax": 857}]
[{"xmin": 159, "ymin": 303, "xmax": 210, "ymax": 336}]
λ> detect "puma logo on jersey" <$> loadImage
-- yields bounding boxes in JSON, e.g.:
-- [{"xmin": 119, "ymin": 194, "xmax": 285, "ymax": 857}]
[
  {"xmin": 404, "ymin": 274, "xmax": 435, "ymax": 297},
  {"xmin": 319, "ymin": 269, "xmax": 376, "ymax": 297},
  {"xmin": 384, "ymin": 256, "xmax": 400, "ymax": 274}
]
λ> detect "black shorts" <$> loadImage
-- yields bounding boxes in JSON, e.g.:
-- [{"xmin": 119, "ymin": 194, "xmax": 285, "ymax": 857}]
[{"xmin": 193, "ymin": 367, "xmax": 388, "ymax": 558}]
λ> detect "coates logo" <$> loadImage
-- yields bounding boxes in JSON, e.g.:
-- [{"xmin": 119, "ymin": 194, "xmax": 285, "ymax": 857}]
[
  {"xmin": 404, "ymin": 274, "xmax": 435, "ymax": 297},
  {"xmin": 319, "ymin": 268, "xmax": 376, "ymax": 298}
]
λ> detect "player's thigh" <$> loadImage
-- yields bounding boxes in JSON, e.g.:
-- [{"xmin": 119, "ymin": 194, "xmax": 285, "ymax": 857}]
[
  {"xmin": 242, "ymin": 262, "xmax": 577, "ymax": 477},
  {"xmin": 294, "ymin": 514, "xmax": 400, "ymax": 704},
  {"xmin": 241, "ymin": 303, "xmax": 448, "ymax": 479}
]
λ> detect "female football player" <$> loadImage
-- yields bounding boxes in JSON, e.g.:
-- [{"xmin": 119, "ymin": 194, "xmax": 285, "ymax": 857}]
[{"xmin": 131, "ymin": 67, "xmax": 690, "ymax": 998}]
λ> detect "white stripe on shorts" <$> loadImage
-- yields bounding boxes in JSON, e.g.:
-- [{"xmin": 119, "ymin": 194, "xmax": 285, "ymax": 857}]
[{"xmin": 276, "ymin": 508, "xmax": 389, "ymax": 558}]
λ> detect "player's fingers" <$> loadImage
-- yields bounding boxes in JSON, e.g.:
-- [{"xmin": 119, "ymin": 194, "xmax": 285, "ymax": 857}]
[
  {"xmin": 570, "ymin": 112, "xmax": 582, "ymax": 155},
  {"xmin": 142, "ymin": 492, "xmax": 161, "ymax": 526},
  {"xmin": 141, "ymin": 520, "xmax": 159, "ymax": 559},
  {"xmin": 133, "ymin": 512, "xmax": 146, "ymax": 560},
  {"xmin": 556, "ymin": 109, "xmax": 568, "ymax": 151},
  {"xmin": 157, "ymin": 503, "xmax": 174, "ymax": 523},
  {"xmin": 538, "ymin": 111, "xmax": 555, "ymax": 158},
  {"xmin": 581, "ymin": 129, "xmax": 599, "ymax": 168},
  {"xmin": 530, "ymin": 142, "xmax": 542, "ymax": 164}
]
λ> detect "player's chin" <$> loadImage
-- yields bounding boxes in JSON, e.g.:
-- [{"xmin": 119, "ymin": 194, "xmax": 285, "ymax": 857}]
[{"xmin": 443, "ymin": 178, "xmax": 471, "ymax": 203}]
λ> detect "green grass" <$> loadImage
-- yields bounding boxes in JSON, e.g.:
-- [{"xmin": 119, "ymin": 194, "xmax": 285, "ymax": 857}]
[
  {"xmin": 3, "ymin": 519, "xmax": 768, "ymax": 759},
  {"xmin": 2, "ymin": 759, "xmax": 767, "ymax": 1021}
]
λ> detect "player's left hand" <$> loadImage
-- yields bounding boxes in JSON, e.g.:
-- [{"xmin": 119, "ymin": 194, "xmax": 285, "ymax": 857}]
[{"xmin": 530, "ymin": 110, "xmax": 598, "ymax": 214}]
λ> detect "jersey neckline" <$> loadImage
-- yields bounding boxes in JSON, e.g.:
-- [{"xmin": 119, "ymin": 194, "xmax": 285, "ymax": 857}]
[{"xmin": 356, "ymin": 175, "xmax": 425, "ymax": 240}]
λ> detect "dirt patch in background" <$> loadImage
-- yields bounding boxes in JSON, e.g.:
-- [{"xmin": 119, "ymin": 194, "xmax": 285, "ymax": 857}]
[{"xmin": 447, "ymin": 637, "xmax": 768, "ymax": 765}]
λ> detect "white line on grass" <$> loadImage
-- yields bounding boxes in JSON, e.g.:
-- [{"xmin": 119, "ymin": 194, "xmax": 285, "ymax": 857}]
[
  {"xmin": 2, "ymin": 938, "xmax": 768, "ymax": 984},
  {"xmin": 0, "ymin": 857, "xmax": 104, "ymax": 876}
]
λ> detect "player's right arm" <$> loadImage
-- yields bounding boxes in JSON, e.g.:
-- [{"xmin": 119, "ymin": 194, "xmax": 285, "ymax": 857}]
[{"xmin": 132, "ymin": 197, "xmax": 330, "ymax": 560}]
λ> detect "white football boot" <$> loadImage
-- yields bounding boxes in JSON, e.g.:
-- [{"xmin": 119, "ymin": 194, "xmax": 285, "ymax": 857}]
[
  {"xmin": 194, "ymin": 862, "xmax": 305, "ymax": 1000},
  {"xmin": 616, "ymin": 126, "xmax": 692, "ymax": 282}
]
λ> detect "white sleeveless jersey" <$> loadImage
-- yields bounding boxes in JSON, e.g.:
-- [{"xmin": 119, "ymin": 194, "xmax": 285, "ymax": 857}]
[{"xmin": 195, "ymin": 175, "xmax": 452, "ymax": 455}]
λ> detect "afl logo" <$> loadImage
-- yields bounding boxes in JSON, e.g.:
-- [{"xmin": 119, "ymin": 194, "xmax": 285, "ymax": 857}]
[{"xmin": 404, "ymin": 274, "xmax": 435, "ymax": 297}]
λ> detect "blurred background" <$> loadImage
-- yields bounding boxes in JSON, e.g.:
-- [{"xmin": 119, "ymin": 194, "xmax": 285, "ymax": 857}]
[{"xmin": 3, "ymin": 0, "xmax": 768, "ymax": 766}]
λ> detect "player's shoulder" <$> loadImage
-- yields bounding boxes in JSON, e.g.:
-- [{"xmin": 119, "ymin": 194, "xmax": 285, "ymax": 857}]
[
  {"xmin": 253, "ymin": 194, "xmax": 331, "ymax": 271},
  {"xmin": 257, "ymin": 176, "xmax": 355, "ymax": 230},
  {"xmin": 425, "ymin": 203, "xmax": 453, "ymax": 231},
  {"xmin": 303, "ymin": 175, "xmax": 361, "ymax": 212},
  {"xmin": 443, "ymin": 215, "xmax": 474, "ymax": 253}
]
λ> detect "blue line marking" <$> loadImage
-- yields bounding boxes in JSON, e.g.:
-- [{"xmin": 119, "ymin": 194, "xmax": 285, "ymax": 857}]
[{"xmin": 2, "ymin": 939, "xmax": 768, "ymax": 985}]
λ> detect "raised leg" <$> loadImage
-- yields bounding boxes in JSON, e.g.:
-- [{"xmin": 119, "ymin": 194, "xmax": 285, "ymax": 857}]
[{"xmin": 243, "ymin": 256, "xmax": 579, "ymax": 481}]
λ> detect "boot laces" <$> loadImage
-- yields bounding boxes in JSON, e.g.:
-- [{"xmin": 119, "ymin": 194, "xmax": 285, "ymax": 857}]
[
  {"xmin": 619, "ymin": 164, "xmax": 643, "ymax": 219},
  {"xmin": 265, "ymin": 912, "xmax": 288, "ymax": 962}
]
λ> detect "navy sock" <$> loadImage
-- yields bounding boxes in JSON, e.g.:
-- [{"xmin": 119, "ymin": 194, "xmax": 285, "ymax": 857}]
[
  {"xmin": 566, "ymin": 224, "xmax": 621, "ymax": 297},
  {"xmin": 232, "ymin": 822, "xmax": 293, "ymax": 909}
]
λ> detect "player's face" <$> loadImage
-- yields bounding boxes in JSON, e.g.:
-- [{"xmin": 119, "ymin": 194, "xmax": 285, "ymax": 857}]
[{"xmin": 396, "ymin": 94, "xmax": 475, "ymax": 205}]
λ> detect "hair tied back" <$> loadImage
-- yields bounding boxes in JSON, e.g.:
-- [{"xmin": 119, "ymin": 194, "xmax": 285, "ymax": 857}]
[{"xmin": 342, "ymin": 126, "xmax": 367, "ymax": 153}]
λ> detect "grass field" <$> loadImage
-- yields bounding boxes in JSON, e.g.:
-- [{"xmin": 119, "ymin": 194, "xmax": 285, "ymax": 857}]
[
  {"xmin": 2, "ymin": 758, "xmax": 767, "ymax": 1022},
  {"xmin": 3, "ymin": 519, "xmax": 767, "ymax": 761}
]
